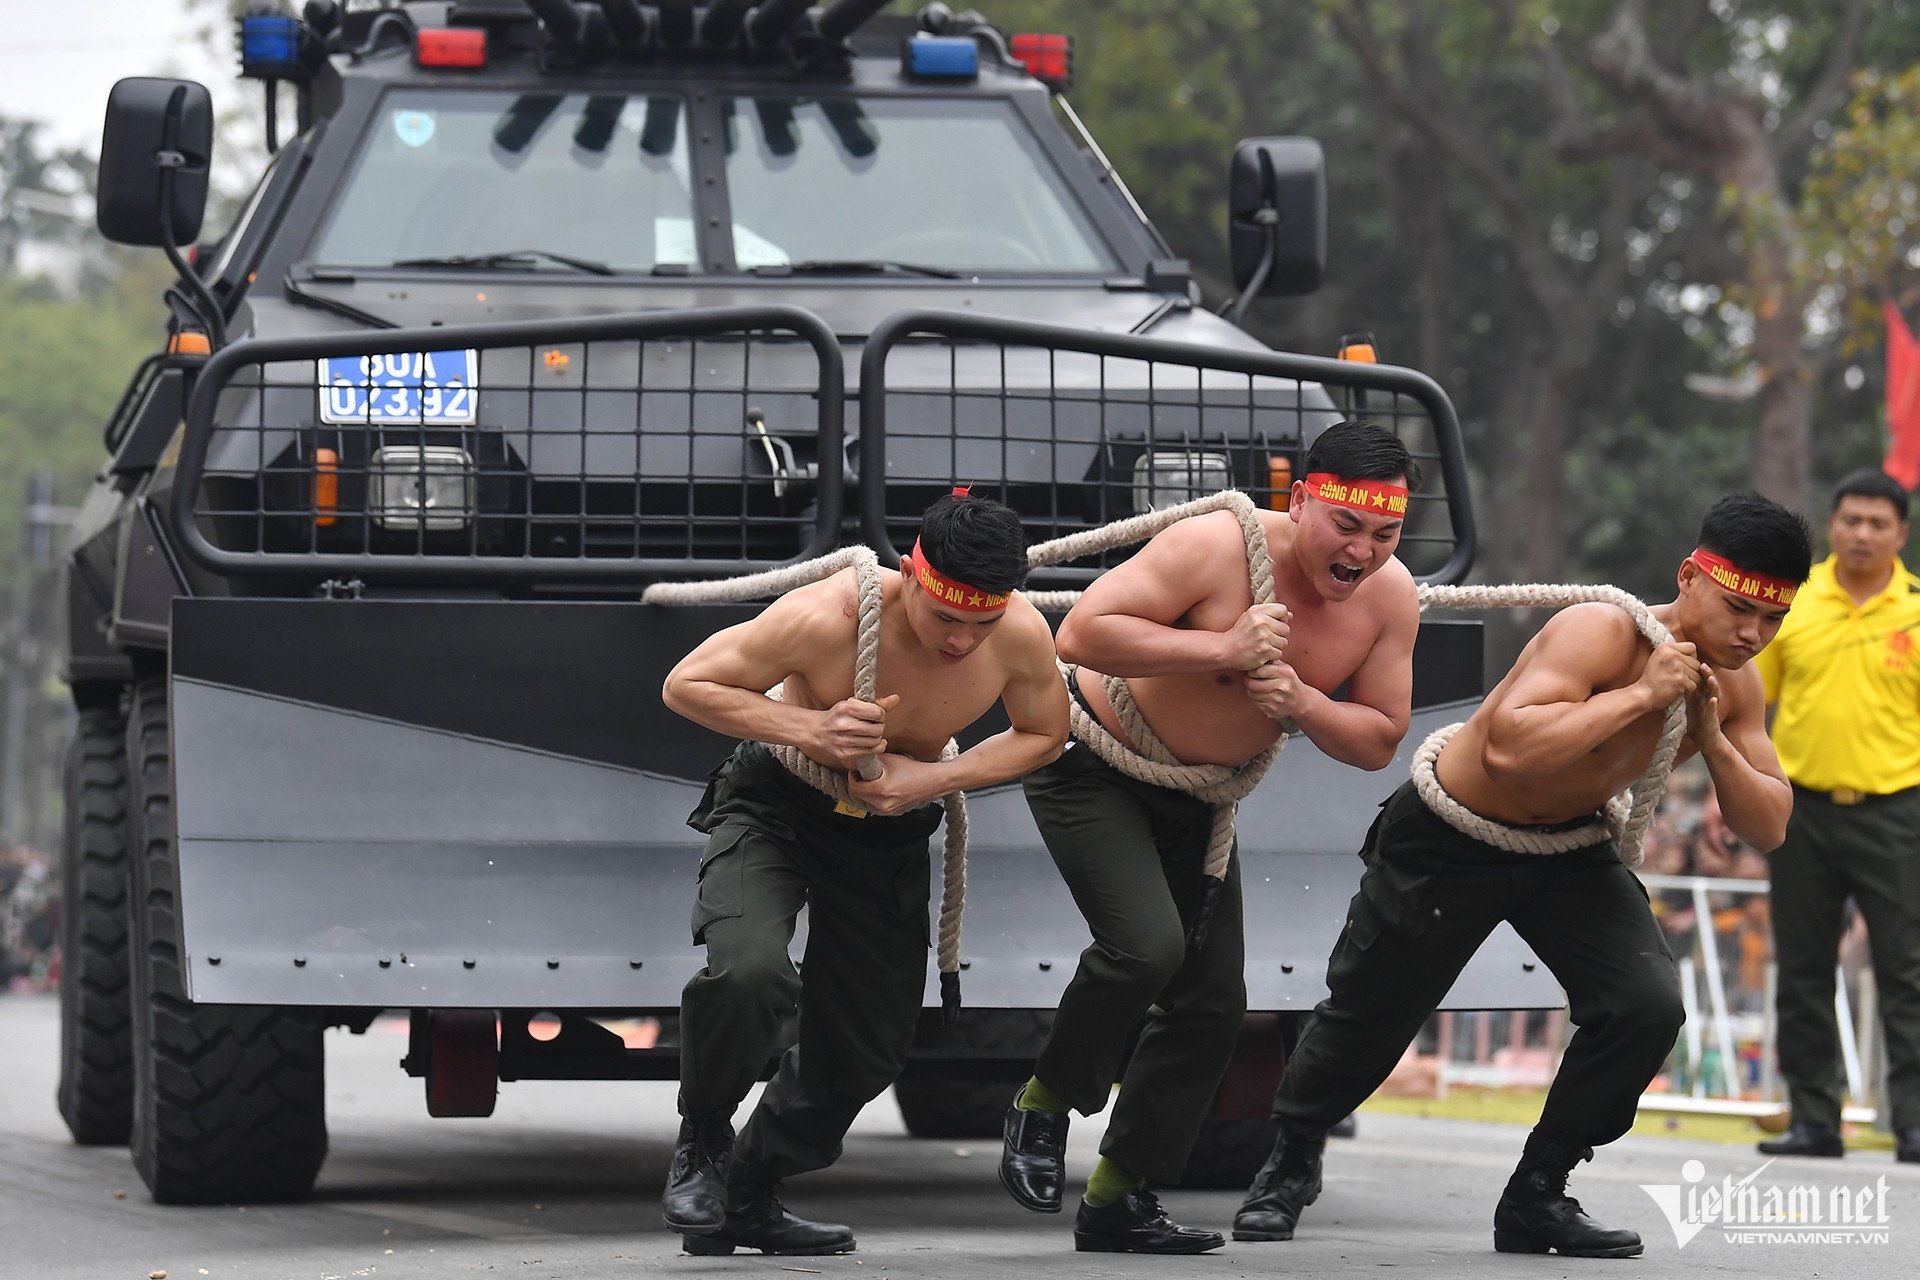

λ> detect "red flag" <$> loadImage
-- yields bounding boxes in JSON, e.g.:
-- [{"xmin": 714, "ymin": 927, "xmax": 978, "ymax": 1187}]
[{"xmin": 1884, "ymin": 300, "xmax": 1920, "ymax": 491}]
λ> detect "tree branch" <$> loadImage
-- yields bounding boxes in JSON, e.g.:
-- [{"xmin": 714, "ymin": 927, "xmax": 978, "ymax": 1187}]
[
  {"xmin": 1778, "ymin": 0, "xmax": 1872, "ymax": 157},
  {"xmin": 1328, "ymin": 4, "xmax": 1578, "ymax": 326},
  {"xmin": 1584, "ymin": 0, "xmax": 1766, "ymax": 165}
]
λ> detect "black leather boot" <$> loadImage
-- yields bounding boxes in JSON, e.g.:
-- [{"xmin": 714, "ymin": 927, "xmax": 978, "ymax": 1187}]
[
  {"xmin": 1757, "ymin": 1121, "xmax": 1845, "ymax": 1157},
  {"xmin": 1492, "ymin": 1133, "xmax": 1642, "ymax": 1258},
  {"xmin": 661, "ymin": 1112, "xmax": 734, "ymax": 1235},
  {"xmin": 999, "ymin": 1092, "xmax": 1069, "ymax": 1213},
  {"xmin": 1232, "ymin": 1127, "xmax": 1324, "ymax": 1242},
  {"xmin": 1074, "ymin": 1190, "xmax": 1225, "ymax": 1254},
  {"xmin": 682, "ymin": 1160, "xmax": 856, "ymax": 1257}
]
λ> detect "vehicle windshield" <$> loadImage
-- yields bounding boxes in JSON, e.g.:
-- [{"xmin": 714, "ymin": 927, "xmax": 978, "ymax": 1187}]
[
  {"xmin": 310, "ymin": 90, "xmax": 697, "ymax": 272},
  {"xmin": 307, "ymin": 90, "xmax": 1116, "ymax": 276},
  {"xmin": 723, "ymin": 95, "xmax": 1115, "ymax": 273}
]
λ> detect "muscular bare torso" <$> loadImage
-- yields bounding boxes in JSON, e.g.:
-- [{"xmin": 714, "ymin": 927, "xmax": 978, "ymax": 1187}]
[
  {"xmin": 1434, "ymin": 603, "xmax": 1734, "ymax": 825},
  {"xmin": 783, "ymin": 573, "xmax": 1015, "ymax": 766},
  {"xmin": 1081, "ymin": 511, "xmax": 1406, "ymax": 766}
]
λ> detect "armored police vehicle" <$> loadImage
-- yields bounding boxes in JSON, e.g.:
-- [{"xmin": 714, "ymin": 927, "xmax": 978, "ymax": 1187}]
[{"xmin": 58, "ymin": 0, "xmax": 1550, "ymax": 1204}]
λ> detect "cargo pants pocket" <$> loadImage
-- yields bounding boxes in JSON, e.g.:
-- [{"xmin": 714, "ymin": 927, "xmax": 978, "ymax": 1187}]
[{"xmin": 691, "ymin": 825, "xmax": 749, "ymax": 944}]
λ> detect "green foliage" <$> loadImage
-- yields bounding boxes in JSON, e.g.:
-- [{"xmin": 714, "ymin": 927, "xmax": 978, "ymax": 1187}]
[
  {"xmin": 0, "ymin": 263, "xmax": 169, "ymax": 577},
  {"xmin": 1801, "ymin": 64, "xmax": 1920, "ymax": 347}
]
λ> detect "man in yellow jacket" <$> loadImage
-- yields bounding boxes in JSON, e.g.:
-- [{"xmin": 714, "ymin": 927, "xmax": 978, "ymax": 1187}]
[{"xmin": 1754, "ymin": 469, "xmax": 1920, "ymax": 1162}]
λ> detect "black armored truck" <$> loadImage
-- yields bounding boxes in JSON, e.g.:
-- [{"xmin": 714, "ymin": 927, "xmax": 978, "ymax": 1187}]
[{"xmin": 58, "ymin": 0, "xmax": 1555, "ymax": 1204}]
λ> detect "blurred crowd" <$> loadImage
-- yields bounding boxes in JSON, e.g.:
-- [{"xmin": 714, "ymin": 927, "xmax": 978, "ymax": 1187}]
[
  {"xmin": 1641, "ymin": 759, "xmax": 1871, "ymax": 1025},
  {"xmin": 0, "ymin": 843, "xmax": 57, "ymax": 993}
]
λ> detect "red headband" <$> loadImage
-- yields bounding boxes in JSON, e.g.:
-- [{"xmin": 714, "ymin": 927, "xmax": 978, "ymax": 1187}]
[
  {"xmin": 1689, "ymin": 548, "xmax": 1799, "ymax": 605},
  {"xmin": 906, "ymin": 537, "xmax": 1010, "ymax": 613},
  {"xmin": 1304, "ymin": 472, "xmax": 1409, "ymax": 516}
]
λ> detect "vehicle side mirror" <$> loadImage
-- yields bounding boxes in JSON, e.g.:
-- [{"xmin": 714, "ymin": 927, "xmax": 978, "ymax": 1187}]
[
  {"xmin": 97, "ymin": 77, "xmax": 213, "ymax": 248},
  {"xmin": 1227, "ymin": 137, "xmax": 1325, "ymax": 297}
]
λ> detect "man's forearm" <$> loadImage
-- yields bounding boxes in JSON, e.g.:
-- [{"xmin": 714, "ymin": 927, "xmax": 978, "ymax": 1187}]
[
  {"xmin": 1701, "ymin": 737, "xmax": 1792, "ymax": 852},
  {"xmin": 929, "ymin": 726, "xmax": 1064, "ymax": 793},
  {"xmin": 1059, "ymin": 615, "xmax": 1229, "ymax": 677},
  {"xmin": 1485, "ymin": 686, "xmax": 1661, "ymax": 780},
  {"xmin": 665, "ymin": 679, "xmax": 819, "ymax": 750},
  {"xmin": 1288, "ymin": 689, "xmax": 1403, "ymax": 771}
]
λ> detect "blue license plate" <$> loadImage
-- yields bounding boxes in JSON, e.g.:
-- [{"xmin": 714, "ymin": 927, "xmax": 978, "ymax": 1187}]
[{"xmin": 316, "ymin": 349, "xmax": 479, "ymax": 425}]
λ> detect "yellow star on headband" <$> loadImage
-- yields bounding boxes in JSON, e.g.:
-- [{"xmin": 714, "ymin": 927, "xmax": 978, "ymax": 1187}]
[
  {"xmin": 1371, "ymin": 491, "xmax": 1388, "ymax": 508},
  {"xmin": 968, "ymin": 592, "xmax": 983, "ymax": 605},
  {"xmin": 1763, "ymin": 584, "xmax": 1778, "ymax": 600}
]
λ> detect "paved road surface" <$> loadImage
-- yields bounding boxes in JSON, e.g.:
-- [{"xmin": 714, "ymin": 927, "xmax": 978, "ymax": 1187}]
[{"xmin": 2, "ymin": 994, "xmax": 1913, "ymax": 1278}]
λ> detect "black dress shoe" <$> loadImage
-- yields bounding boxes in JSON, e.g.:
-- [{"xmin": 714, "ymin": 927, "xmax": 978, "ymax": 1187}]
[
  {"xmin": 661, "ymin": 1112, "xmax": 734, "ymax": 1235},
  {"xmin": 681, "ymin": 1161, "xmax": 855, "ymax": 1257},
  {"xmin": 1493, "ymin": 1134, "xmax": 1641, "ymax": 1259},
  {"xmin": 999, "ymin": 1096, "xmax": 1069, "ymax": 1213},
  {"xmin": 1074, "ymin": 1190, "xmax": 1225, "ymax": 1254},
  {"xmin": 1757, "ymin": 1122, "xmax": 1844, "ymax": 1158},
  {"xmin": 1896, "ymin": 1126, "xmax": 1920, "ymax": 1163},
  {"xmin": 1232, "ymin": 1128, "xmax": 1324, "ymax": 1242}
]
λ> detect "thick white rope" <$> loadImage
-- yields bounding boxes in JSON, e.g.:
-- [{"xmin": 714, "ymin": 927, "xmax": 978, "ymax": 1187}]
[
  {"xmin": 1024, "ymin": 525, "xmax": 1686, "ymax": 872},
  {"xmin": 1412, "ymin": 583, "xmax": 1684, "ymax": 869},
  {"xmin": 643, "ymin": 549, "xmax": 969, "ymax": 996}
]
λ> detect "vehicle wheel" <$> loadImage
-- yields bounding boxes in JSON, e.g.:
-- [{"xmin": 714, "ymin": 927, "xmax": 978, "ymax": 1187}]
[
  {"xmin": 125, "ymin": 675, "xmax": 330, "ymax": 1204},
  {"xmin": 893, "ymin": 1009, "xmax": 1053, "ymax": 1139},
  {"xmin": 1177, "ymin": 1013, "xmax": 1292, "ymax": 1189},
  {"xmin": 1181, "ymin": 1116, "xmax": 1278, "ymax": 1189},
  {"xmin": 57, "ymin": 698, "xmax": 133, "ymax": 1145}
]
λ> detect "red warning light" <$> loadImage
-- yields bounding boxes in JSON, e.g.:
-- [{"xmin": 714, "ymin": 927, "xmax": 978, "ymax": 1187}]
[
  {"xmin": 416, "ymin": 28, "xmax": 487, "ymax": 69},
  {"xmin": 1010, "ymin": 33, "xmax": 1071, "ymax": 91}
]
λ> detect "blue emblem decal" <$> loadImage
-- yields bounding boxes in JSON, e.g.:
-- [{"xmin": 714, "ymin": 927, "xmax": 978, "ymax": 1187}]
[{"xmin": 393, "ymin": 110, "xmax": 436, "ymax": 148}]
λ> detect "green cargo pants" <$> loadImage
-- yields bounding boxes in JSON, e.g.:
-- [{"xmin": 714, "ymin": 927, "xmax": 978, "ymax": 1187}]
[
  {"xmin": 1273, "ymin": 779, "xmax": 1684, "ymax": 1149},
  {"xmin": 1768, "ymin": 785, "xmax": 1920, "ymax": 1132},
  {"xmin": 677, "ymin": 742, "xmax": 943, "ymax": 1178},
  {"xmin": 1022, "ymin": 739, "xmax": 1248, "ymax": 1185}
]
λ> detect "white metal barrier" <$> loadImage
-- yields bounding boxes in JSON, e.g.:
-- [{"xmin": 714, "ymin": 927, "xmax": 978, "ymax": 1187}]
[{"xmin": 1636, "ymin": 871, "xmax": 1880, "ymax": 1123}]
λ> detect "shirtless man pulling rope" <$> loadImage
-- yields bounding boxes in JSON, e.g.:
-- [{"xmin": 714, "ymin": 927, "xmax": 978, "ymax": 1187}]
[
  {"xmin": 1234, "ymin": 493, "xmax": 1814, "ymax": 1259},
  {"xmin": 1001, "ymin": 421, "xmax": 1424, "ymax": 1254}
]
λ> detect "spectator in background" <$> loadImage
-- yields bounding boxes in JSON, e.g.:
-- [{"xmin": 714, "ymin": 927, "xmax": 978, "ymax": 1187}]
[{"xmin": 1754, "ymin": 470, "xmax": 1920, "ymax": 1163}]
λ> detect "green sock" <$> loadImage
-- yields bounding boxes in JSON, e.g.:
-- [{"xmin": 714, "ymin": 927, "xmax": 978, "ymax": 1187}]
[
  {"xmin": 1016, "ymin": 1074, "xmax": 1071, "ymax": 1114},
  {"xmin": 1083, "ymin": 1156, "xmax": 1144, "ymax": 1208}
]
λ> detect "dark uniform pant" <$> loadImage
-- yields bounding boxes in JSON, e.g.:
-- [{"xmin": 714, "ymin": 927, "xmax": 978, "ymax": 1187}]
[
  {"xmin": 1274, "ymin": 779, "xmax": 1684, "ymax": 1150},
  {"xmin": 1768, "ymin": 785, "xmax": 1920, "ymax": 1132},
  {"xmin": 677, "ymin": 742, "xmax": 942, "ymax": 1178},
  {"xmin": 1022, "ymin": 740, "xmax": 1248, "ymax": 1185}
]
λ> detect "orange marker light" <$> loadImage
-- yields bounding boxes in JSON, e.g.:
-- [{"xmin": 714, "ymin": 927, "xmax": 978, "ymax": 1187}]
[
  {"xmin": 1337, "ymin": 339, "xmax": 1377, "ymax": 363},
  {"xmin": 1268, "ymin": 455, "xmax": 1293, "ymax": 510},
  {"xmin": 168, "ymin": 331, "xmax": 211, "ymax": 357},
  {"xmin": 314, "ymin": 447, "xmax": 339, "ymax": 527}
]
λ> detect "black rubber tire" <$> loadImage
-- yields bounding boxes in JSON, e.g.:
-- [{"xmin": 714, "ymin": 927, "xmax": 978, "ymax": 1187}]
[
  {"xmin": 56, "ymin": 700, "xmax": 133, "ymax": 1145},
  {"xmin": 125, "ymin": 676, "xmax": 331, "ymax": 1204},
  {"xmin": 893, "ymin": 1009, "xmax": 1053, "ymax": 1139},
  {"xmin": 1179, "ymin": 1115, "xmax": 1277, "ymax": 1189}
]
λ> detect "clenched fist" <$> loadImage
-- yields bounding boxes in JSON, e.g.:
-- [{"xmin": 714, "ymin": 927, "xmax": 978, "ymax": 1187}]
[
  {"xmin": 1224, "ymin": 603, "xmax": 1291, "ymax": 672},
  {"xmin": 1639, "ymin": 642, "xmax": 1703, "ymax": 708},
  {"xmin": 815, "ymin": 692, "xmax": 900, "ymax": 770}
]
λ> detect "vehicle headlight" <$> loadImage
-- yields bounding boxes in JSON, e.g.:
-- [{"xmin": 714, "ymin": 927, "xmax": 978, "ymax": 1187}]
[
  {"xmin": 370, "ymin": 445, "xmax": 475, "ymax": 531},
  {"xmin": 1131, "ymin": 449, "xmax": 1230, "ymax": 514}
]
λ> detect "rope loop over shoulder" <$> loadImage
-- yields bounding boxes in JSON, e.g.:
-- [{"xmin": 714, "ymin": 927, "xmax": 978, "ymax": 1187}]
[{"xmin": 1413, "ymin": 582, "xmax": 1685, "ymax": 869}]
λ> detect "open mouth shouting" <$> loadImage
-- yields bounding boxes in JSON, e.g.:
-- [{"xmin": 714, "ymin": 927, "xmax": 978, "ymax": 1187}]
[{"xmin": 1329, "ymin": 561, "xmax": 1364, "ymax": 587}]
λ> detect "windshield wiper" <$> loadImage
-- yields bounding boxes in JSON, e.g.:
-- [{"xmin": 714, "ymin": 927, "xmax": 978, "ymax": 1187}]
[
  {"xmin": 389, "ymin": 249, "xmax": 617, "ymax": 276},
  {"xmin": 752, "ymin": 259, "xmax": 962, "ymax": 280}
]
